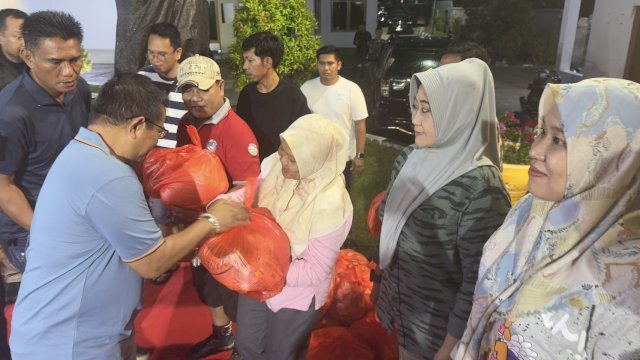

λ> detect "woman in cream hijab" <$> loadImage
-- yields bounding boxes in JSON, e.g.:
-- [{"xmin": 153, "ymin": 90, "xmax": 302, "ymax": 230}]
[
  {"xmin": 373, "ymin": 58, "xmax": 511, "ymax": 360},
  {"xmin": 234, "ymin": 114, "xmax": 353, "ymax": 360},
  {"xmin": 455, "ymin": 78, "xmax": 640, "ymax": 359}
]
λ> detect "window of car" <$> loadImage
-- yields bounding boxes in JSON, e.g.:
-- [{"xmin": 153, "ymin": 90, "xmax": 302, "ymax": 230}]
[{"xmin": 386, "ymin": 48, "xmax": 440, "ymax": 77}]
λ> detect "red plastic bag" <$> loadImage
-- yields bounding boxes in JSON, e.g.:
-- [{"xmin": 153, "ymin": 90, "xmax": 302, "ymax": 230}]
[
  {"xmin": 198, "ymin": 207, "xmax": 291, "ymax": 301},
  {"xmin": 367, "ymin": 191, "xmax": 385, "ymax": 237},
  {"xmin": 308, "ymin": 326, "xmax": 374, "ymax": 360},
  {"xmin": 349, "ymin": 311, "xmax": 399, "ymax": 360},
  {"xmin": 319, "ymin": 250, "xmax": 375, "ymax": 327},
  {"xmin": 141, "ymin": 125, "xmax": 229, "ymax": 211}
]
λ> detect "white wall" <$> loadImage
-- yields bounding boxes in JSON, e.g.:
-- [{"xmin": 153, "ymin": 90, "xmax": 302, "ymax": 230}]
[
  {"xmin": 217, "ymin": 0, "xmax": 236, "ymax": 53},
  {"xmin": 4, "ymin": 0, "xmax": 117, "ymax": 63},
  {"xmin": 583, "ymin": 0, "xmax": 640, "ymax": 77},
  {"xmin": 3, "ymin": 0, "xmax": 380, "ymax": 62}
]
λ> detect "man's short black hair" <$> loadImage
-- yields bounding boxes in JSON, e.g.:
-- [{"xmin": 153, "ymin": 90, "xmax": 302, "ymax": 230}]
[
  {"xmin": 316, "ymin": 45, "xmax": 342, "ymax": 62},
  {"xmin": 148, "ymin": 22, "xmax": 181, "ymax": 50},
  {"xmin": 21, "ymin": 11, "xmax": 83, "ymax": 51},
  {"xmin": 0, "ymin": 8, "xmax": 28, "ymax": 33},
  {"xmin": 442, "ymin": 41, "xmax": 490, "ymax": 64},
  {"xmin": 241, "ymin": 31, "xmax": 284, "ymax": 69},
  {"xmin": 89, "ymin": 74, "xmax": 168, "ymax": 129}
]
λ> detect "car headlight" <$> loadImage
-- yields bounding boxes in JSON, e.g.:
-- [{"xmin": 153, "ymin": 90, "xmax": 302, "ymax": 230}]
[
  {"xmin": 391, "ymin": 79, "xmax": 409, "ymax": 91},
  {"xmin": 421, "ymin": 59, "xmax": 439, "ymax": 69}
]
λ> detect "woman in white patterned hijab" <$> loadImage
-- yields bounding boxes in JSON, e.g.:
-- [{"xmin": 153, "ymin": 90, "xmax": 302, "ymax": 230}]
[{"xmin": 455, "ymin": 78, "xmax": 640, "ymax": 360}]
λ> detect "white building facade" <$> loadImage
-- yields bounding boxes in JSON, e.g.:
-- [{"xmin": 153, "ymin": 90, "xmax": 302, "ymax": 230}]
[{"xmin": 557, "ymin": 0, "xmax": 640, "ymax": 81}]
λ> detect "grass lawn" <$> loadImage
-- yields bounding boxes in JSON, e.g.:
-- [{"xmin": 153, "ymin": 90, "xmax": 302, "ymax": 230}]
[
  {"xmin": 348, "ymin": 139, "xmax": 403, "ymax": 259},
  {"xmin": 89, "ymin": 84, "xmax": 102, "ymax": 94}
]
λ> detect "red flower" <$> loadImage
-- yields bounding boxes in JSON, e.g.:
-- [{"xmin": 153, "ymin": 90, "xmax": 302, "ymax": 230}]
[{"xmin": 524, "ymin": 119, "xmax": 538, "ymax": 128}]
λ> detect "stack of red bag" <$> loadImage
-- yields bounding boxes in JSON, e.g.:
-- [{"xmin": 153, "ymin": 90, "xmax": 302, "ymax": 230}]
[
  {"xmin": 308, "ymin": 326, "xmax": 374, "ymax": 360},
  {"xmin": 350, "ymin": 311, "xmax": 399, "ymax": 360},
  {"xmin": 309, "ymin": 249, "xmax": 399, "ymax": 359},
  {"xmin": 320, "ymin": 249, "xmax": 375, "ymax": 326},
  {"xmin": 140, "ymin": 125, "xmax": 229, "ymax": 212},
  {"xmin": 198, "ymin": 206, "xmax": 291, "ymax": 301}
]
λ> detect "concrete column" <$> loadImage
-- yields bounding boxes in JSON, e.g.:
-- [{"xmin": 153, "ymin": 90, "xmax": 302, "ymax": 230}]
[{"xmin": 556, "ymin": 0, "xmax": 582, "ymax": 75}]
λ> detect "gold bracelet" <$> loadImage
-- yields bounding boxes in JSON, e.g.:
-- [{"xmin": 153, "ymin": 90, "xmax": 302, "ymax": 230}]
[{"xmin": 198, "ymin": 213, "xmax": 220, "ymax": 233}]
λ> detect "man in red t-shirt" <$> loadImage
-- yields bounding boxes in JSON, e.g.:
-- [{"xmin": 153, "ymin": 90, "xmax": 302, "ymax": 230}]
[
  {"xmin": 176, "ymin": 56, "xmax": 259, "ymax": 183},
  {"xmin": 176, "ymin": 55, "xmax": 260, "ymax": 359}
]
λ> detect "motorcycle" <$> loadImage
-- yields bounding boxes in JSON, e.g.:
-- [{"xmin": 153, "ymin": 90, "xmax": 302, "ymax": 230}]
[{"xmin": 518, "ymin": 69, "xmax": 562, "ymax": 120}]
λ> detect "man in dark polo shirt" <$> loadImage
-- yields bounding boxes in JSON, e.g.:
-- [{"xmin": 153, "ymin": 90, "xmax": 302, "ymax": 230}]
[
  {"xmin": 0, "ymin": 8, "xmax": 28, "ymax": 91},
  {"xmin": 0, "ymin": 13, "xmax": 90, "ymax": 347},
  {"xmin": 0, "ymin": 7, "xmax": 28, "ymax": 308}
]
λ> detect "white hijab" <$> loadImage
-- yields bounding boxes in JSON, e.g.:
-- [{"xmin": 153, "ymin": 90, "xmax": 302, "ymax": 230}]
[
  {"xmin": 259, "ymin": 114, "xmax": 353, "ymax": 256},
  {"xmin": 379, "ymin": 58, "xmax": 501, "ymax": 269}
]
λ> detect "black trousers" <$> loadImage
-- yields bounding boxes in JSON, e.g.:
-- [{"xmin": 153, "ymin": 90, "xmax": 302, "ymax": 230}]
[
  {"xmin": 191, "ymin": 265, "xmax": 238, "ymax": 321},
  {"xmin": 343, "ymin": 160, "xmax": 353, "ymax": 193}
]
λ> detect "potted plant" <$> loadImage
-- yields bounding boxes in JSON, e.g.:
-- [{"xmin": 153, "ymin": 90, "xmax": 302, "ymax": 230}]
[{"xmin": 499, "ymin": 111, "xmax": 537, "ymax": 205}]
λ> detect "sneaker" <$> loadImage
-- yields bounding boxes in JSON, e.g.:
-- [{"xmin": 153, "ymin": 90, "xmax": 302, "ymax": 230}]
[
  {"xmin": 229, "ymin": 349, "xmax": 242, "ymax": 360},
  {"xmin": 136, "ymin": 347, "xmax": 150, "ymax": 360},
  {"xmin": 188, "ymin": 332, "xmax": 234, "ymax": 360}
]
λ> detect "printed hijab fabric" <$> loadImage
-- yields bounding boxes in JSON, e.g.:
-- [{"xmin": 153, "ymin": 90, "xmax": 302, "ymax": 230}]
[
  {"xmin": 258, "ymin": 114, "xmax": 353, "ymax": 256},
  {"xmin": 378, "ymin": 58, "xmax": 500, "ymax": 269},
  {"xmin": 456, "ymin": 78, "xmax": 640, "ymax": 359}
]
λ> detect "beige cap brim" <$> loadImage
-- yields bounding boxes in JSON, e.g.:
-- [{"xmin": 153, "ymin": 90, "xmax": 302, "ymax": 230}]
[{"xmin": 177, "ymin": 77, "xmax": 216, "ymax": 92}]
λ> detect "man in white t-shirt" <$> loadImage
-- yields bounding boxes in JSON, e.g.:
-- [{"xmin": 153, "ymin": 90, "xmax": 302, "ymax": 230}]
[{"xmin": 301, "ymin": 45, "xmax": 368, "ymax": 191}]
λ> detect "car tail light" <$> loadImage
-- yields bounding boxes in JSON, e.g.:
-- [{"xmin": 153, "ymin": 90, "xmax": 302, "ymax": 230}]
[{"xmin": 380, "ymin": 77, "xmax": 389, "ymax": 98}]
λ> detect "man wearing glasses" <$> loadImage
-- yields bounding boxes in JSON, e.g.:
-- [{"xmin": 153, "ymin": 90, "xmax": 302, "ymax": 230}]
[
  {"xmin": 138, "ymin": 22, "xmax": 188, "ymax": 290},
  {"xmin": 137, "ymin": 22, "xmax": 187, "ymax": 149},
  {"xmin": 10, "ymin": 74, "xmax": 250, "ymax": 359},
  {"xmin": 146, "ymin": 117, "xmax": 169, "ymax": 138}
]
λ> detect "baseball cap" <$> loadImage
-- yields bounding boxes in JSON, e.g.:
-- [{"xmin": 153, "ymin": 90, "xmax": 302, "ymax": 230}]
[{"xmin": 177, "ymin": 55, "xmax": 222, "ymax": 91}]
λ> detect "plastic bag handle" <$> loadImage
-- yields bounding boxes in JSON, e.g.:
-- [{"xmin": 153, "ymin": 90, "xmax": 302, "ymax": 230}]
[
  {"xmin": 244, "ymin": 177, "xmax": 258, "ymax": 208},
  {"xmin": 186, "ymin": 125, "xmax": 202, "ymax": 147}
]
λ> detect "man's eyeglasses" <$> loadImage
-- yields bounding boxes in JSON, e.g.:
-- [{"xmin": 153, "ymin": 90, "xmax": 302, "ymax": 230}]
[
  {"xmin": 146, "ymin": 50, "xmax": 175, "ymax": 61},
  {"xmin": 145, "ymin": 118, "xmax": 169, "ymax": 138}
]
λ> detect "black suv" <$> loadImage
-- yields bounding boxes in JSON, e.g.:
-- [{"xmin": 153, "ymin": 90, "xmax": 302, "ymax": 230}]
[{"xmin": 371, "ymin": 35, "xmax": 451, "ymax": 134}]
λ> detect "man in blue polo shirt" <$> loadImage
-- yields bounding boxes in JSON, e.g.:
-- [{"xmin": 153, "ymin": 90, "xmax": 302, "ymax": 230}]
[{"xmin": 10, "ymin": 74, "xmax": 250, "ymax": 359}]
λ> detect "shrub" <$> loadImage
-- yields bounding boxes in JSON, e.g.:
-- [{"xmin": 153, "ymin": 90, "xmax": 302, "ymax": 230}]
[{"xmin": 461, "ymin": 0, "xmax": 535, "ymax": 64}]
